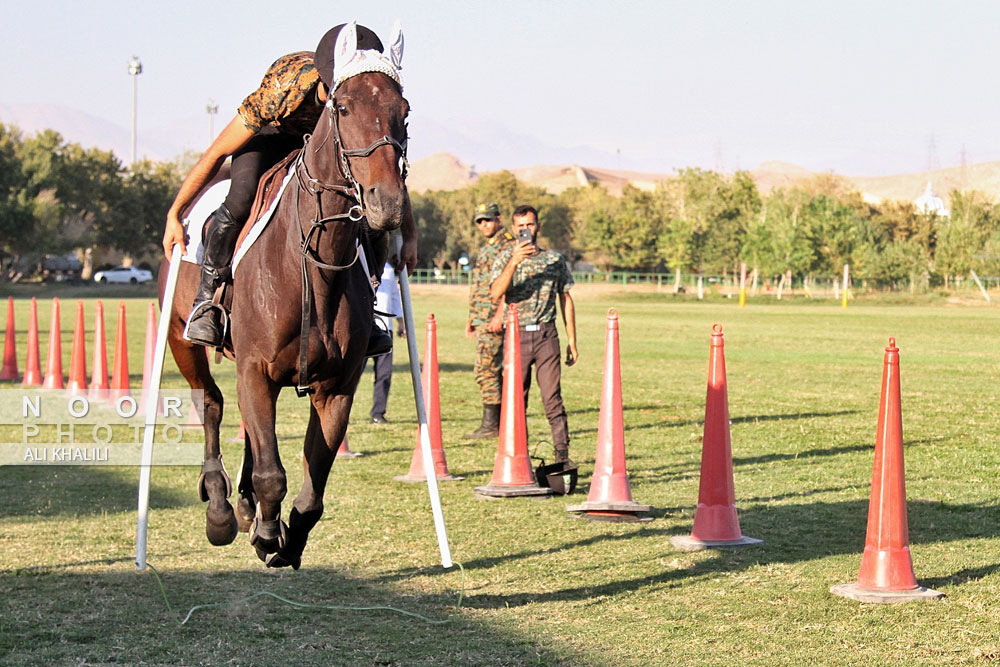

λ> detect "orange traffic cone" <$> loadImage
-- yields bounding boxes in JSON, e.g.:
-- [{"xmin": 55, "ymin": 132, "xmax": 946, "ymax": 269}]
[
  {"xmin": 67, "ymin": 300, "xmax": 88, "ymax": 395},
  {"xmin": 396, "ymin": 313, "xmax": 462, "ymax": 482},
  {"xmin": 89, "ymin": 301, "xmax": 110, "ymax": 401},
  {"xmin": 229, "ymin": 418, "xmax": 247, "ymax": 443},
  {"xmin": 568, "ymin": 309, "xmax": 651, "ymax": 521},
  {"xmin": 21, "ymin": 297, "xmax": 41, "ymax": 386},
  {"xmin": 1, "ymin": 296, "xmax": 18, "ymax": 381},
  {"xmin": 671, "ymin": 324, "xmax": 761, "ymax": 549},
  {"xmin": 42, "ymin": 298, "xmax": 65, "ymax": 390},
  {"xmin": 110, "ymin": 301, "xmax": 130, "ymax": 399},
  {"xmin": 475, "ymin": 304, "xmax": 551, "ymax": 498},
  {"xmin": 831, "ymin": 338, "xmax": 943, "ymax": 603},
  {"xmin": 337, "ymin": 433, "xmax": 362, "ymax": 459}
]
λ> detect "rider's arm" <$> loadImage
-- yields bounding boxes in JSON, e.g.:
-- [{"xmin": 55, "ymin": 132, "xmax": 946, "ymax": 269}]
[
  {"xmin": 490, "ymin": 241, "xmax": 532, "ymax": 302},
  {"xmin": 162, "ymin": 116, "xmax": 255, "ymax": 258},
  {"xmin": 560, "ymin": 291, "xmax": 578, "ymax": 366}
]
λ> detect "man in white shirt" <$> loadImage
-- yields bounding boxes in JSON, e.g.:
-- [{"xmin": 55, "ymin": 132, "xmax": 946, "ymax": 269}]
[{"xmin": 370, "ymin": 260, "xmax": 403, "ymax": 423}]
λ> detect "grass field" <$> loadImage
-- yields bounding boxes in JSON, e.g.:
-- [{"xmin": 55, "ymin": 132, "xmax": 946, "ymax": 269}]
[{"xmin": 1, "ymin": 284, "xmax": 999, "ymax": 665}]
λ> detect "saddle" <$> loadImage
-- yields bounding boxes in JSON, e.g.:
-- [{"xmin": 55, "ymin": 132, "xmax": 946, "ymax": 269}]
[{"xmin": 201, "ymin": 148, "xmax": 301, "ymax": 359}]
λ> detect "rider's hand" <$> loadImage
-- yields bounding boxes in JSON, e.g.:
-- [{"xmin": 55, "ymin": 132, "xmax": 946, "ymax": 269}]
[
  {"xmin": 162, "ymin": 213, "xmax": 187, "ymax": 259},
  {"xmin": 399, "ymin": 235, "xmax": 417, "ymax": 276},
  {"xmin": 465, "ymin": 319, "xmax": 475, "ymax": 338}
]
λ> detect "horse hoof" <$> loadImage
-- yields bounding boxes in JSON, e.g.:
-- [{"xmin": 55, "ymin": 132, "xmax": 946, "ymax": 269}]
[
  {"xmin": 236, "ymin": 497, "xmax": 255, "ymax": 533},
  {"xmin": 206, "ymin": 503, "xmax": 239, "ymax": 546},
  {"xmin": 264, "ymin": 551, "xmax": 301, "ymax": 570},
  {"xmin": 249, "ymin": 517, "xmax": 288, "ymax": 554}
]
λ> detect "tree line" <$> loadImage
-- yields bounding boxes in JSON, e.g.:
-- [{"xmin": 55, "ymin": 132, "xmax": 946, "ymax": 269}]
[
  {"xmin": 0, "ymin": 123, "xmax": 184, "ymax": 280},
  {"xmin": 413, "ymin": 169, "xmax": 1000, "ymax": 290},
  {"xmin": 3, "ymin": 121, "xmax": 999, "ymax": 289}
]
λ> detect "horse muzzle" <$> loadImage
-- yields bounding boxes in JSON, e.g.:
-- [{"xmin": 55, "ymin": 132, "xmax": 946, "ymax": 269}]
[{"xmin": 362, "ymin": 186, "xmax": 405, "ymax": 231}]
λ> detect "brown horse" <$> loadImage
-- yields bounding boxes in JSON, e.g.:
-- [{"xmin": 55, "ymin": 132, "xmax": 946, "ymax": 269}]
[{"xmin": 161, "ymin": 68, "xmax": 409, "ymax": 569}]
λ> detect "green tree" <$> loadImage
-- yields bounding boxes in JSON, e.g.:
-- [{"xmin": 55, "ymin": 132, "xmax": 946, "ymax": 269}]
[
  {"xmin": 670, "ymin": 169, "xmax": 760, "ymax": 275},
  {"xmin": 558, "ymin": 182, "xmax": 618, "ymax": 269},
  {"xmin": 408, "ymin": 191, "xmax": 449, "ymax": 269},
  {"xmin": 936, "ymin": 190, "xmax": 999, "ymax": 283}
]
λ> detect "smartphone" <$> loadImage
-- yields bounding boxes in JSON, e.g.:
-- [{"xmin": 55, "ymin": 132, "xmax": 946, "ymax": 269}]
[{"xmin": 517, "ymin": 228, "xmax": 533, "ymax": 244}]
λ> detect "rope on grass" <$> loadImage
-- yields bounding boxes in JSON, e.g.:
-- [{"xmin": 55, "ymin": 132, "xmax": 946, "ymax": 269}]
[{"xmin": 143, "ymin": 560, "xmax": 466, "ymax": 626}]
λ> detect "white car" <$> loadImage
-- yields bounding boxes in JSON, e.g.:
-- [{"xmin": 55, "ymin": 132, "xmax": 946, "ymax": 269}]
[{"xmin": 94, "ymin": 266, "xmax": 154, "ymax": 285}]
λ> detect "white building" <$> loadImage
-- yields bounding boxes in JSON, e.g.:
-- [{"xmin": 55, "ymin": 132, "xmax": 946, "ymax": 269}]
[{"xmin": 914, "ymin": 181, "xmax": 949, "ymax": 216}]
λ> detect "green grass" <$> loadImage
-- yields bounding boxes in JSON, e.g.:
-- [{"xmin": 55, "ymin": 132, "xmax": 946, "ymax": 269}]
[{"xmin": 1, "ymin": 285, "xmax": 999, "ymax": 665}]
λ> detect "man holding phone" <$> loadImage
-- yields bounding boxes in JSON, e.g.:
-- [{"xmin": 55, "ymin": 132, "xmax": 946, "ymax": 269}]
[{"xmin": 490, "ymin": 205, "xmax": 578, "ymax": 463}]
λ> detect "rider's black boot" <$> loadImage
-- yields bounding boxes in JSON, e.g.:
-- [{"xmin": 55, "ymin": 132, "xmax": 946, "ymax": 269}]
[{"xmin": 184, "ymin": 204, "xmax": 242, "ymax": 348}]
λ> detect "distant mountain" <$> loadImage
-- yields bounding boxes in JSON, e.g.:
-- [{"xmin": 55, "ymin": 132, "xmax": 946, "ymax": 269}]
[
  {"xmin": 409, "ymin": 152, "xmax": 1000, "ymax": 207},
  {"xmin": 405, "ymin": 152, "xmax": 477, "ymax": 193},
  {"xmin": 3, "ymin": 103, "xmax": 995, "ymax": 206},
  {"xmin": 0, "ymin": 103, "xmax": 213, "ymax": 163},
  {"xmin": 406, "ymin": 113, "xmax": 641, "ymax": 173}
]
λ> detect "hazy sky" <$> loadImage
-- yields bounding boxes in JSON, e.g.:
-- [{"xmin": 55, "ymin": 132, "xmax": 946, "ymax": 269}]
[{"xmin": 2, "ymin": 0, "xmax": 998, "ymax": 175}]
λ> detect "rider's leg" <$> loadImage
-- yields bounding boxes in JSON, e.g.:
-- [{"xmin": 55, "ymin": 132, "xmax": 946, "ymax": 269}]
[
  {"xmin": 184, "ymin": 203, "xmax": 243, "ymax": 346},
  {"xmin": 364, "ymin": 229, "xmax": 393, "ymax": 358},
  {"xmin": 185, "ymin": 129, "xmax": 297, "ymax": 347}
]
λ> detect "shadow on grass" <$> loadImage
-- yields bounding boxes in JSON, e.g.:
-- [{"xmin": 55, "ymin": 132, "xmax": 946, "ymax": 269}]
[
  {"xmin": 634, "ymin": 441, "xmax": 875, "ymax": 484},
  {"xmin": 0, "ymin": 465, "xmax": 195, "ymax": 519},
  {"xmin": 453, "ymin": 499, "xmax": 1000, "ymax": 609},
  {"xmin": 435, "ymin": 362, "xmax": 475, "ymax": 373},
  {"xmin": 572, "ymin": 409, "xmax": 861, "ymax": 437},
  {"xmin": 0, "ymin": 561, "xmax": 577, "ymax": 666}
]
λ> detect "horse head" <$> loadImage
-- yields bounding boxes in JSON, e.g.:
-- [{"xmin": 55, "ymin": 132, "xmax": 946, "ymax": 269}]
[
  {"xmin": 331, "ymin": 72, "xmax": 409, "ymax": 231},
  {"xmin": 306, "ymin": 21, "xmax": 409, "ymax": 232}
]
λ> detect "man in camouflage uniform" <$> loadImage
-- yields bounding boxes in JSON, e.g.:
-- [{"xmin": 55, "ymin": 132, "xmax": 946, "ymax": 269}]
[
  {"xmin": 464, "ymin": 202, "xmax": 515, "ymax": 439},
  {"xmin": 491, "ymin": 205, "xmax": 578, "ymax": 463}
]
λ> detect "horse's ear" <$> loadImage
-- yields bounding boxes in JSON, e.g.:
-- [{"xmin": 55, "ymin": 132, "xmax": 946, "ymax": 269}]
[
  {"xmin": 334, "ymin": 21, "xmax": 358, "ymax": 68},
  {"xmin": 388, "ymin": 20, "xmax": 404, "ymax": 70}
]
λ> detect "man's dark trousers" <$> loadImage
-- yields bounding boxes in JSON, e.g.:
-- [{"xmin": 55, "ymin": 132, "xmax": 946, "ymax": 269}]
[
  {"xmin": 370, "ymin": 350, "xmax": 392, "ymax": 419},
  {"xmin": 518, "ymin": 322, "xmax": 568, "ymax": 449}
]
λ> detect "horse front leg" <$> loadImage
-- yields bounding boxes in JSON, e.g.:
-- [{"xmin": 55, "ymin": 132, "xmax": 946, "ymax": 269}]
[
  {"xmin": 269, "ymin": 392, "xmax": 351, "ymax": 570},
  {"xmin": 237, "ymin": 367, "xmax": 288, "ymax": 563},
  {"xmin": 167, "ymin": 331, "xmax": 238, "ymax": 546}
]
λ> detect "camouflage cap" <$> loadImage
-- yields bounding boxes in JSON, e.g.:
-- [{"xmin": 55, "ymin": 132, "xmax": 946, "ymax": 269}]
[{"xmin": 473, "ymin": 202, "xmax": 500, "ymax": 223}]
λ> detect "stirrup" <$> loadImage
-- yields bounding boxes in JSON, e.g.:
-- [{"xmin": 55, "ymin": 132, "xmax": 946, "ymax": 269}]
[
  {"xmin": 365, "ymin": 317, "xmax": 393, "ymax": 359},
  {"xmin": 183, "ymin": 300, "xmax": 229, "ymax": 347}
]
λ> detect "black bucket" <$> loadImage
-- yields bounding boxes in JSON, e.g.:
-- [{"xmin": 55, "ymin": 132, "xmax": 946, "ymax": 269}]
[{"xmin": 534, "ymin": 460, "xmax": 578, "ymax": 495}]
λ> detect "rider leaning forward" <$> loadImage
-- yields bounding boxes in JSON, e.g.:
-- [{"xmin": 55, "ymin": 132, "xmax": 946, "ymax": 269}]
[{"xmin": 161, "ymin": 23, "xmax": 416, "ymax": 355}]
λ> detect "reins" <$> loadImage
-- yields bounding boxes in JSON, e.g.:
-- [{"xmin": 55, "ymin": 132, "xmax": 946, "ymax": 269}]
[{"xmin": 290, "ymin": 95, "xmax": 408, "ymax": 397}]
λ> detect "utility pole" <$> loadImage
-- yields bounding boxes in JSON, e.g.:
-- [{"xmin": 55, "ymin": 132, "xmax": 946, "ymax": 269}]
[
  {"xmin": 127, "ymin": 56, "xmax": 143, "ymax": 166},
  {"xmin": 206, "ymin": 99, "xmax": 219, "ymax": 143}
]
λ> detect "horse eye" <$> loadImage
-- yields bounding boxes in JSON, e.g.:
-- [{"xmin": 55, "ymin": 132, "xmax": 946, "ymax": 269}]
[{"xmin": 337, "ymin": 104, "xmax": 349, "ymax": 116}]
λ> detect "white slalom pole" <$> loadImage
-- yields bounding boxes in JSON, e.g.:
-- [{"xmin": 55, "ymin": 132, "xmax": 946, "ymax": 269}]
[
  {"xmin": 136, "ymin": 245, "xmax": 183, "ymax": 571},
  {"xmin": 394, "ymin": 234, "xmax": 453, "ymax": 568}
]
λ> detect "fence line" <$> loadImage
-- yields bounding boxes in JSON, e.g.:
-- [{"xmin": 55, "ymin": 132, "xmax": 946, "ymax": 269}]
[{"xmin": 407, "ymin": 269, "xmax": 1000, "ymax": 295}]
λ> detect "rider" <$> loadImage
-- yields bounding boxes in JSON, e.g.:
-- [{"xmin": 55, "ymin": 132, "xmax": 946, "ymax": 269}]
[{"xmin": 161, "ymin": 23, "xmax": 416, "ymax": 356}]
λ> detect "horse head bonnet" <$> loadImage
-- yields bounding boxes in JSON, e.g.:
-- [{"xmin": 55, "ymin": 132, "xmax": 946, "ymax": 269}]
[{"xmin": 314, "ymin": 21, "xmax": 404, "ymax": 94}]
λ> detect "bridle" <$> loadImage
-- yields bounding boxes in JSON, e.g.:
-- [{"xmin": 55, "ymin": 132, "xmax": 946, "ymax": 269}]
[
  {"xmin": 297, "ymin": 96, "xmax": 408, "ymax": 205},
  {"xmin": 291, "ymin": 88, "xmax": 409, "ymax": 396}
]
